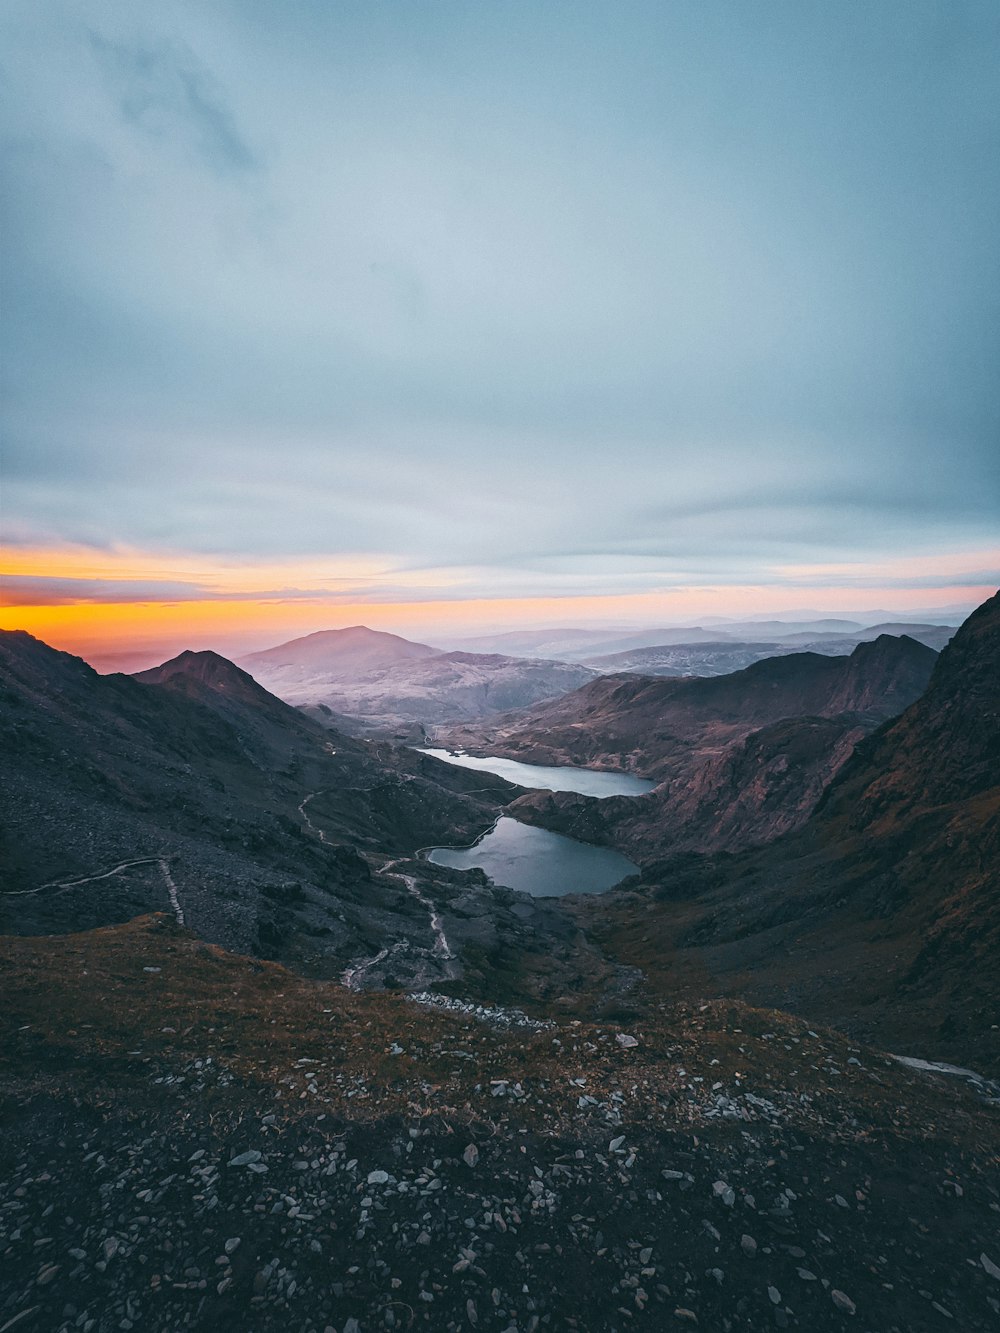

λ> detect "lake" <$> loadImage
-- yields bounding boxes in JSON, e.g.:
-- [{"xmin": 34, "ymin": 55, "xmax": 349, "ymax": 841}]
[
  {"xmin": 426, "ymin": 816, "xmax": 640, "ymax": 897},
  {"xmin": 417, "ymin": 748, "xmax": 655, "ymax": 798}
]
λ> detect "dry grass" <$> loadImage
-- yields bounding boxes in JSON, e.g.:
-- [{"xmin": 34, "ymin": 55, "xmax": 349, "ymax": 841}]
[{"xmin": 2, "ymin": 915, "xmax": 996, "ymax": 1160}]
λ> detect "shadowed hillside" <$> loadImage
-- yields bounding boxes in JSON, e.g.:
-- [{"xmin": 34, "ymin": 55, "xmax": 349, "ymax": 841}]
[{"xmin": 584, "ymin": 593, "xmax": 1000, "ymax": 1072}]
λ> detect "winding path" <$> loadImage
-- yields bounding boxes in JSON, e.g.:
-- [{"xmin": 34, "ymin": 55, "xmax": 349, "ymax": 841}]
[
  {"xmin": 298, "ymin": 790, "xmax": 457, "ymax": 991},
  {"xmin": 5, "ymin": 857, "xmax": 186, "ymax": 927}
]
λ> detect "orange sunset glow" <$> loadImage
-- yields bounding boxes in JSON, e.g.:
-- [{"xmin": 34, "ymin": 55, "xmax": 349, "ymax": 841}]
[{"xmin": 3, "ymin": 542, "xmax": 997, "ymax": 667}]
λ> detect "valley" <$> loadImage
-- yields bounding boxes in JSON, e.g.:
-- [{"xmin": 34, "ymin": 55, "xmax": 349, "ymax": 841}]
[{"xmin": 2, "ymin": 596, "xmax": 998, "ymax": 1333}]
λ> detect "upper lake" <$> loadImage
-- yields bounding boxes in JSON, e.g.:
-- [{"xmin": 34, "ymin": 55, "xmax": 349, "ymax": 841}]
[
  {"xmin": 417, "ymin": 748, "xmax": 655, "ymax": 798},
  {"xmin": 426, "ymin": 816, "xmax": 640, "ymax": 897}
]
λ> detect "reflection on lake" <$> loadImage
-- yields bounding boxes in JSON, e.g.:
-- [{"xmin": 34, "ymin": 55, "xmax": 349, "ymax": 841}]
[
  {"xmin": 417, "ymin": 749, "xmax": 654, "ymax": 798},
  {"xmin": 427, "ymin": 816, "xmax": 640, "ymax": 897}
]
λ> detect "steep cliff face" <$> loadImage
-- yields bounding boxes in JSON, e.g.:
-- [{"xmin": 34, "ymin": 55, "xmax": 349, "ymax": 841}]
[{"xmin": 825, "ymin": 593, "xmax": 1000, "ymax": 825}]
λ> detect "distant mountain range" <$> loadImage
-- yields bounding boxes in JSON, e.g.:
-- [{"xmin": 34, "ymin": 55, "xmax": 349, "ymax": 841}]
[
  {"xmin": 434, "ymin": 615, "xmax": 962, "ymax": 662},
  {"xmin": 444, "ymin": 634, "xmax": 939, "ymax": 780}
]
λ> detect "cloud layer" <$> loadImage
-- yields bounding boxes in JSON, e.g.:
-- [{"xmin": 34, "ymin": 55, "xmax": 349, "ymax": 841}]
[{"xmin": 2, "ymin": 0, "xmax": 998, "ymax": 617}]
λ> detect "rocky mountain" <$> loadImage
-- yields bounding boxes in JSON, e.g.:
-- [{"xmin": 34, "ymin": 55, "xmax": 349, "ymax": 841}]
[
  {"xmin": 583, "ymin": 591, "xmax": 1000, "ymax": 1070},
  {"xmin": 445, "ymin": 634, "xmax": 938, "ymax": 782},
  {"xmin": 2, "ymin": 608, "xmax": 999, "ymax": 1333},
  {"xmin": 0, "ymin": 631, "xmax": 580, "ymax": 992},
  {"xmin": 240, "ymin": 628, "xmax": 596, "ymax": 737}
]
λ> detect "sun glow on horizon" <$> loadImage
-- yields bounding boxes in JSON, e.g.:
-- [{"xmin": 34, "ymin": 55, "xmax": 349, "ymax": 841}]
[{"xmin": 2, "ymin": 542, "xmax": 996, "ymax": 666}]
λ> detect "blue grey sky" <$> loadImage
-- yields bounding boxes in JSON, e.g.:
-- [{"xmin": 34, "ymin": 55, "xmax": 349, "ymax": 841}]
[{"xmin": 2, "ymin": 0, "xmax": 998, "ymax": 635}]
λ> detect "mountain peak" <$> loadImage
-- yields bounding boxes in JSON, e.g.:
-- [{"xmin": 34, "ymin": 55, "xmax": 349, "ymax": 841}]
[
  {"xmin": 240, "ymin": 625, "xmax": 440, "ymax": 673},
  {"xmin": 136, "ymin": 649, "xmax": 262, "ymax": 694}
]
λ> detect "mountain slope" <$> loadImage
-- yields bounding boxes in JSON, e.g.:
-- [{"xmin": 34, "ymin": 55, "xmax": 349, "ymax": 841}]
[
  {"xmin": 4, "ymin": 916, "xmax": 999, "ymax": 1333},
  {"xmin": 586, "ymin": 592, "xmax": 1000, "ymax": 1070},
  {"xmin": 241, "ymin": 630, "xmax": 597, "ymax": 736},
  {"xmin": 242, "ymin": 625, "xmax": 439, "ymax": 673},
  {"xmin": 0, "ymin": 632, "xmax": 548, "ymax": 987},
  {"xmin": 447, "ymin": 634, "xmax": 938, "ymax": 781}
]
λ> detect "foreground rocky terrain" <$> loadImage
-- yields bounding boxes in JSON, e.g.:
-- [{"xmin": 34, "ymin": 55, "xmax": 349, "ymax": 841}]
[
  {"xmin": 2, "ymin": 916, "xmax": 999, "ymax": 1333},
  {"xmin": 2, "ymin": 599, "xmax": 997, "ymax": 1332}
]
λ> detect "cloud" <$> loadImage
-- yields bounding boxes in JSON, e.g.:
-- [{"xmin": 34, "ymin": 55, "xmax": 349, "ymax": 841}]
[
  {"xmin": 0, "ymin": 0, "xmax": 997, "ymax": 606},
  {"xmin": 87, "ymin": 29, "xmax": 258, "ymax": 174}
]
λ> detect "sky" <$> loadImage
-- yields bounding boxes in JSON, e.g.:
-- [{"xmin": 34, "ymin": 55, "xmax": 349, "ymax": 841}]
[{"xmin": 2, "ymin": 0, "xmax": 998, "ymax": 659}]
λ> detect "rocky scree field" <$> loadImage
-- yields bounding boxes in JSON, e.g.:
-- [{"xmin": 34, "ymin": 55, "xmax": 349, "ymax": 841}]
[{"xmin": 2, "ymin": 916, "xmax": 1000, "ymax": 1333}]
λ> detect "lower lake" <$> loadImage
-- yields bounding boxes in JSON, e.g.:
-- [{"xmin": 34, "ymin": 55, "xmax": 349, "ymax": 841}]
[
  {"xmin": 417, "ymin": 748, "xmax": 655, "ymax": 798},
  {"xmin": 426, "ymin": 816, "xmax": 640, "ymax": 897}
]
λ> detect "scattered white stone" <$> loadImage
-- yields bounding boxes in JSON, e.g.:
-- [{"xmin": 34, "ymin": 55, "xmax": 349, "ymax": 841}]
[
  {"xmin": 463, "ymin": 1144, "xmax": 479, "ymax": 1168},
  {"xmin": 982, "ymin": 1252, "xmax": 1000, "ymax": 1281},
  {"xmin": 712, "ymin": 1180, "xmax": 735, "ymax": 1206},
  {"xmin": 831, "ymin": 1289, "xmax": 856, "ymax": 1315},
  {"xmin": 616, "ymin": 1033, "xmax": 639, "ymax": 1048},
  {"xmin": 367, "ymin": 1169, "xmax": 390, "ymax": 1185},
  {"xmin": 229, "ymin": 1150, "xmax": 262, "ymax": 1167}
]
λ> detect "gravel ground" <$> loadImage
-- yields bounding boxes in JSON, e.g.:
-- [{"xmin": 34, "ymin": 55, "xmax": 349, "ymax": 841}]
[{"xmin": 2, "ymin": 919, "xmax": 999, "ymax": 1333}]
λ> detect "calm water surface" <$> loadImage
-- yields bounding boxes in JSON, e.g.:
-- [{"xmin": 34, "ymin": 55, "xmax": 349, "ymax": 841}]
[
  {"xmin": 417, "ymin": 748, "xmax": 654, "ymax": 798},
  {"xmin": 427, "ymin": 816, "xmax": 640, "ymax": 897}
]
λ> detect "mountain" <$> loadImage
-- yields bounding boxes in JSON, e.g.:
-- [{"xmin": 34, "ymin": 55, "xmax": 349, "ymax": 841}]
[
  {"xmin": 243, "ymin": 624, "xmax": 439, "ymax": 673},
  {"xmin": 446, "ymin": 634, "xmax": 939, "ymax": 781},
  {"xmin": 240, "ymin": 629, "xmax": 597, "ymax": 737},
  {"xmin": 775, "ymin": 622, "xmax": 956, "ymax": 652},
  {"xmin": 3, "ymin": 615, "xmax": 998, "ymax": 1333},
  {"xmin": 584, "ymin": 591, "xmax": 1000, "ymax": 1070},
  {"xmin": 430, "ymin": 627, "xmax": 628, "ymax": 657},
  {"xmin": 446, "ymin": 618, "xmax": 963, "ymax": 666},
  {"xmin": 705, "ymin": 618, "xmax": 866, "ymax": 639},
  {"xmin": 488, "ymin": 636, "xmax": 934, "ymax": 864},
  {"xmin": 581, "ymin": 640, "xmax": 784, "ymax": 677},
  {"xmin": 0, "ymin": 631, "xmax": 573, "ymax": 990}
]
